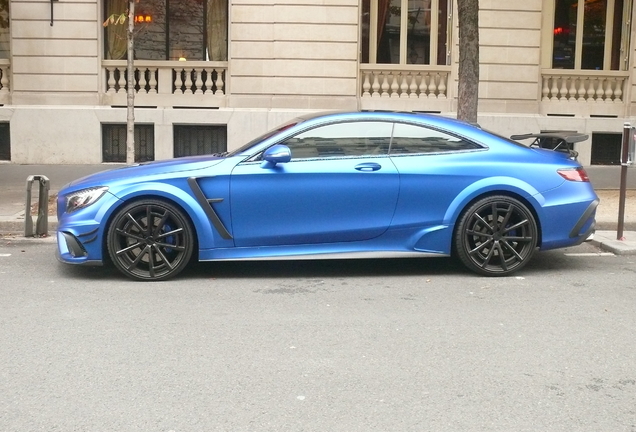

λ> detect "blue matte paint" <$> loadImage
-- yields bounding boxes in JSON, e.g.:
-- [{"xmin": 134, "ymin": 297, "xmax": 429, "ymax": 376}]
[{"xmin": 56, "ymin": 111, "xmax": 599, "ymax": 277}]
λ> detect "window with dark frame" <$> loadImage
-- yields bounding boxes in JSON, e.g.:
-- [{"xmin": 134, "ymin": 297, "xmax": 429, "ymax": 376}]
[
  {"xmin": 104, "ymin": 0, "xmax": 228, "ymax": 61},
  {"xmin": 361, "ymin": 0, "xmax": 451, "ymax": 66},
  {"xmin": 552, "ymin": 0, "xmax": 628, "ymax": 70},
  {"xmin": 102, "ymin": 124, "xmax": 155, "ymax": 163},
  {"xmin": 0, "ymin": 122, "xmax": 9, "ymax": 161},
  {"xmin": 173, "ymin": 125, "xmax": 227, "ymax": 157},
  {"xmin": 591, "ymin": 132, "xmax": 621, "ymax": 165}
]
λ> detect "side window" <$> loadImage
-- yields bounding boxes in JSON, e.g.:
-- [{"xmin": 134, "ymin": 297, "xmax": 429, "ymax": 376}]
[
  {"xmin": 282, "ymin": 121, "xmax": 394, "ymax": 159},
  {"xmin": 390, "ymin": 123, "xmax": 481, "ymax": 154}
]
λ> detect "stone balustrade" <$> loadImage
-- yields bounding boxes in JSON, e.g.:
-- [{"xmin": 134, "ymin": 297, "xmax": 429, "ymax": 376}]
[
  {"xmin": 0, "ymin": 59, "xmax": 10, "ymax": 101},
  {"xmin": 541, "ymin": 70, "xmax": 628, "ymax": 103},
  {"xmin": 102, "ymin": 60, "xmax": 227, "ymax": 107},
  {"xmin": 360, "ymin": 65, "xmax": 451, "ymax": 99}
]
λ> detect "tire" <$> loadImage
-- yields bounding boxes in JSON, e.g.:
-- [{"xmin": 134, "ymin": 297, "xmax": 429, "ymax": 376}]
[
  {"xmin": 107, "ymin": 199, "xmax": 194, "ymax": 281},
  {"xmin": 454, "ymin": 195, "xmax": 538, "ymax": 276}
]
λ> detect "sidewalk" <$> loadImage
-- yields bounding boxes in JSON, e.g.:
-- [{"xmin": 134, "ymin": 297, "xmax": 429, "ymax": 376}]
[{"xmin": 1, "ymin": 163, "xmax": 635, "ymax": 255}]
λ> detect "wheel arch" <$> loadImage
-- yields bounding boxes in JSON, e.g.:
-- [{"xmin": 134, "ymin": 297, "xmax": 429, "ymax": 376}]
[
  {"xmin": 444, "ymin": 178, "xmax": 545, "ymax": 250},
  {"xmin": 99, "ymin": 184, "xmax": 216, "ymax": 262}
]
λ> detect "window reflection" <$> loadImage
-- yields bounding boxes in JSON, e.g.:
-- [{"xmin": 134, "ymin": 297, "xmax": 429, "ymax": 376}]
[
  {"xmin": 552, "ymin": 0, "xmax": 624, "ymax": 70},
  {"xmin": 362, "ymin": 0, "xmax": 449, "ymax": 65},
  {"xmin": 104, "ymin": 0, "xmax": 227, "ymax": 61}
]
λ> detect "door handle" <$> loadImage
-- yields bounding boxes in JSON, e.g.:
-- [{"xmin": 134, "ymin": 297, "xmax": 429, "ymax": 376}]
[{"xmin": 354, "ymin": 162, "xmax": 382, "ymax": 172}]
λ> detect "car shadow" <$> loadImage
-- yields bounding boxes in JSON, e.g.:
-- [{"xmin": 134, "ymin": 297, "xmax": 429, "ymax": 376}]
[
  {"xmin": 184, "ymin": 257, "xmax": 469, "ymax": 280},
  {"xmin": 57, "ymin": 247, "xmax": 598, "ymax": 281}
]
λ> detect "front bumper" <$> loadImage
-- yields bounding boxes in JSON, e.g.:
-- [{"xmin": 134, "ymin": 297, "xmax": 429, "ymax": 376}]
[{"xmin": 56, "ymin": 228, "xmax": 103, "ymax": 266}]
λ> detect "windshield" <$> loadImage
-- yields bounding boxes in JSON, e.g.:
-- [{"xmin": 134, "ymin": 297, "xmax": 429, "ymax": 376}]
[{"xmin": 226, "ymin": 119, "xmax": 301, "ymax": 157}]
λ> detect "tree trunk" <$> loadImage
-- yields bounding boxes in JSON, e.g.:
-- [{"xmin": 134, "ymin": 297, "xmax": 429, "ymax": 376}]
[
  {"xmin": 457, "ymin": 0, "xmax": 479, "ymax": 124},
  {"xmin": 126, "ymin": 0, "xmax": 135, "ymax": 165}
]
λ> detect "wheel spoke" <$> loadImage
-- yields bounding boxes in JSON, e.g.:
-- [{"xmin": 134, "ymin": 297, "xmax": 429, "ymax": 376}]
[
  {"xmin": 466, "ymin": 229, "xmax": 492, "ymax": 239},
  {"xmin": 475, "ymin": 214, "xmax": 494, "ymax": 233},
  {"xmin": 155, "ymin": 227, "xmax": 184, "ymax": 240},
  {"xmin": 495, "ymin": 242, "xmax": 509, "ymax": 271},
  {"xmin": 126, "ymin": 244, "xmax": 150, "ymax": 271},
  {"xmin": 500, "ymin": 239, "xmax": 524, "ymax": 261},
  {"xmin": 469, "ymin": 237, "xmax": 493, "ymax": 255},
  {"xmin": 502, "ymin": 218, "xmax": 529, "ymax": 234},
  {"xmin": 155, "ymin": 242, "xmax": 185, "ymax": 251},
  {"xmin": 152, "ymin": 212, "xmax": 170, "ymax": 237},
  {"xmin": 503, "ymin": 235, "xmax": 534, "ymax": 242},
  {"xmin": 147, "ymin": 245, "xmax": 156, "ymax": 278},
  {"xmin": 126, "ymin": 212, "xmax": 146, "ymax": 233},
  {"xmin": 115, "ymin": 227, "xmax": 144, "ymax": 242},
  {"xmin": 115, "ymin": 241, "xmax": 143, "ymax": 256},
  {"xmin": 491, "ymin": 202, "xmax": 499, "ymax": 228},
  {"xmin": 500, "ymin": 204, "xmax": 513, "ymax": 228},
  {"xmin": 480, "ymin": 244, "xmax": 497, "ymax": 268},
  {"xmin": 152, "ymin": 245, "xmax": 175, "ymax": 270},
  {"xmin": 145, "ymin": 206, "xmax": 154, "ymax": 237}
]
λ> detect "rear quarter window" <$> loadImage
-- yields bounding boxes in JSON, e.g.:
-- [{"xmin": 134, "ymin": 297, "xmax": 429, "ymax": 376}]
[{"xmin": 390, "ymin": 123, "xmax": 482, "ymax": 154}]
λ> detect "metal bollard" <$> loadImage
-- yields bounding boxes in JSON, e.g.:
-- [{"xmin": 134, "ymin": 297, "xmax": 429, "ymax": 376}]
[{"xmin": 25, "ymin": 175, "xmax": 50, "ymax": 237}]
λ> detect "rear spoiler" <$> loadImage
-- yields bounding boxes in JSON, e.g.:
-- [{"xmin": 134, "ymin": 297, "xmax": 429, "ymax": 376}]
[{"xmin": 510, "ymin": 132, "xmax": 588, "ymax": 160}]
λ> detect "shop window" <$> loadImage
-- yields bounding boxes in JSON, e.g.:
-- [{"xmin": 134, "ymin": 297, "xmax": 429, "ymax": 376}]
[{"xmin": 102, "ymin": 124, "xmax": 155, "ymax": 163}]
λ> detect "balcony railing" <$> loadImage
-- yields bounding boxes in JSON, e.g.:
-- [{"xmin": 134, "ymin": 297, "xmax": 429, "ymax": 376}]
[
  {"xmin": 0, "ymin": 59, "xmax": 10, "ymax": 104},
  {"xmin": 359, "ymin": 64, "xmax": 452, "ymax": 112},
  {"xmin": 540, "ymin": 69, "xmax": 629, "ymax": 116},
  {"xmin": 102, "ymin": 60, "xmax": 227, "ymax": 107}
]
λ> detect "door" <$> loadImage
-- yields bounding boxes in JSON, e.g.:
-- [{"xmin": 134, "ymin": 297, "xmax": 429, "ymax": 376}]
[{"xmin": 229, "ymin": 121, "xmax": 400, "ymax": 247}]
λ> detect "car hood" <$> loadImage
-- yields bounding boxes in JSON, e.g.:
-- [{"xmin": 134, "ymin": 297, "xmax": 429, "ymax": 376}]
[{"xmin": 62, "ymin": 156, "xmax": 225, "ymax": 192}]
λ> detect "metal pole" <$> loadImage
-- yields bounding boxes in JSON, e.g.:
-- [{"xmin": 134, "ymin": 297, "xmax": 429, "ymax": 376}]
[
  {"xmin": 617, "ymin": 122, "xmax": 630, "ymax": 240},
  {"xmin": 24, "ymin": 175, "xmax": 50, "ymax": 237}
]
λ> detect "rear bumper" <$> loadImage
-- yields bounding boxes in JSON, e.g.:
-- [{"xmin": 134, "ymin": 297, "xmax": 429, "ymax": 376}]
[
  {"xmin": 558, "ymin": 198, "xmax": 599, "ymax": 247},
  {"xmin": 569, "ymin": 198, "xmax": 599, "ymax": 240}
]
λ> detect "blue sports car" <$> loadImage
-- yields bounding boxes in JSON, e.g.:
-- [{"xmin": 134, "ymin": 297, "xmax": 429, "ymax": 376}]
[{"xmin": 56, "ymin": 111, "xmax": 598, "ymax": 280}]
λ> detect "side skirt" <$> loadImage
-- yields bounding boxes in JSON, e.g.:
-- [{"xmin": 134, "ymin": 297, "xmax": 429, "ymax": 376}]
[{"xmin": 199, "ymin": 250, "xmax": 447, "ymax": 262}]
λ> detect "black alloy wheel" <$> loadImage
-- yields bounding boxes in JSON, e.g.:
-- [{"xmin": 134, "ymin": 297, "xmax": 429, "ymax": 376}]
[
  {"xmin": 107, "ymin": 199, "xmax": 194, "ymax": 281},
  {"xmin": 455, "ymin": 195, "xmax": 538, "ymax": 276}
]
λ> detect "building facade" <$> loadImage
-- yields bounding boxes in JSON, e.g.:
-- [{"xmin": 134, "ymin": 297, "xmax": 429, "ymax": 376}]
[{"xmin": 0, "ymin": 0, "xmax": 634, "ymax": 166}]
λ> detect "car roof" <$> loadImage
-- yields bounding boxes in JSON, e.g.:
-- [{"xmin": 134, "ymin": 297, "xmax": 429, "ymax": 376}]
[{"xmin": 295, "ymin": 110, "xmax": 478, "ymax": 130}]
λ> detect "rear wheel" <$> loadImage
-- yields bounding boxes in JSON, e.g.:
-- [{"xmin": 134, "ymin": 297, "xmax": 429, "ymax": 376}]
[
  {"xmin": 107, "ymin": 199, "xmax": 194, "ymax": 281},
  {"xmin": 455, "ymin": 195, "xmax": 538, "ymax": 276}
]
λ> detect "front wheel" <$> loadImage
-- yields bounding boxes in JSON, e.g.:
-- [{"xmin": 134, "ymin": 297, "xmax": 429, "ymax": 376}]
[
  {"xmin": 455, "ymin": 195, "xmax": 538, "ymax": 276},
  {"xmin": 107, "ymin": 199, "xmax": 194, "ymax": 281}
]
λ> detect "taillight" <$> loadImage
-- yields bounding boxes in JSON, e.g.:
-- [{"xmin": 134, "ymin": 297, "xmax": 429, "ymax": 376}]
[{"xmin": 557, "ymin": 167, "xmax": 590, "ymax": 182}]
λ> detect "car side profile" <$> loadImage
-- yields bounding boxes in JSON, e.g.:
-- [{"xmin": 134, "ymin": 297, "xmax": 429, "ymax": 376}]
[{"xmin": 56, "ymin": 111, "xmax": 598, "ymax": 280}]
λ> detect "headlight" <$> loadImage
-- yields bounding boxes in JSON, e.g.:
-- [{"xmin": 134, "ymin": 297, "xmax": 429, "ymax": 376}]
[{"xmin": 65, "ymin": 187, "xmax": 109, "ymax": 213}]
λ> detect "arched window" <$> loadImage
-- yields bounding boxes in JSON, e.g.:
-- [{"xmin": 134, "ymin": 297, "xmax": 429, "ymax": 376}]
[{"xmin": 361, "ymin": 0, "xmax": 452, "ymax": 65}]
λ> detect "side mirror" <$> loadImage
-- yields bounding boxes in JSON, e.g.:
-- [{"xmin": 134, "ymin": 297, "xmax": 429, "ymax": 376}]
[{"xmin": 261, "ymin": 144, "xmax": 291, "ymax": 168}]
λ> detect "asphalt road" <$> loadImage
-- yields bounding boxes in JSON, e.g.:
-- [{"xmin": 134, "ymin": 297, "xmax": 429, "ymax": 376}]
[{"xmin": 1, "ymin": 239, "xmax": 635, "ymax": 431}]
